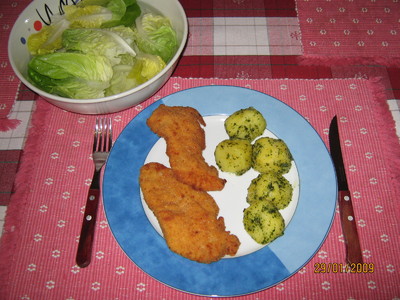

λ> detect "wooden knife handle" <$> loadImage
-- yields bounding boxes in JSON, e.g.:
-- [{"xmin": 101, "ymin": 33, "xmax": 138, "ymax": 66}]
[
  {"xmin": 76, "ymin": 188, "xmax": 100, "ymax": 268},
  {"xmin": 338, "ymin": 190, "xmax": 363, "ymax": 265}
]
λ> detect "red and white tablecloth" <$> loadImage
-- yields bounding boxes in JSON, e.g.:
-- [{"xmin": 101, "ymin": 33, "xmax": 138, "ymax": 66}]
[{"xmin": 0, "ymin": 0, "xmax": 400, "ymax": 298}]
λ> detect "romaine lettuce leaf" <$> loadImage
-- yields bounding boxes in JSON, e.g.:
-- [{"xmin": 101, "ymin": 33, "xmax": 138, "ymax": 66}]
[
  {"xmin": 128, "ymin": 53, "xmax": 166, "ymax": 84},
  {"xmin": 28, "ymin": 53, "xmax": 113, "ymax": 99},
  {"xmin": 64, "ymin": 5, "xmax": 114, "ymax": 28},
  {"xmin": 105, "ymin": 53, "xmax": 165, "ymax": 95},
  {"xmin": 134, "ymin": 13, "xmax": 178, "ymax": 63},
  {"xmin": 27, "ymin": 19, "xmax": 70, "ymax": 55},
  {"xmin": 65, "ymin": 0, "xmax": 140, "ymax": 28},
  {"xmin": 105, "ymin": 64, "xmax": 136, "ymax": 96},
  {"xmin": 62, "ymin": 26, "xmax": 136, "ymax": 65},
  {"xmin": 103, "ymin": 2, "xmax": 141, "ymax": 27}
]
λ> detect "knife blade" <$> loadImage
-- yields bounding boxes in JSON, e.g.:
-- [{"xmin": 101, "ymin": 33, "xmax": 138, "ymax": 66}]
[{"xmin": 329, "ymin": 116, "xmax": 363, "ymax": 265}]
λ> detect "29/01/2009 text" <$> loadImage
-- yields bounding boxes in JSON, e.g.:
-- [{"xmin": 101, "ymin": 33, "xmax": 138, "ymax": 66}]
[{"xmin": 314, "ymin": 263, "xmax": 375, "ymax": 273}]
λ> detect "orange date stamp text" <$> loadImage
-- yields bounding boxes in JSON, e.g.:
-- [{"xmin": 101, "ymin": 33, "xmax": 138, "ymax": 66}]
[{"xmin": 314, "ymin": 262, "xmax": 375, "ymax": 273}]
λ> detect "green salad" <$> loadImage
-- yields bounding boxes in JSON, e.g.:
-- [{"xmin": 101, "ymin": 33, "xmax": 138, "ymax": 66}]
[{"xmin": 27, "ymin": 0, "xmax": 178, "ymax": 99}]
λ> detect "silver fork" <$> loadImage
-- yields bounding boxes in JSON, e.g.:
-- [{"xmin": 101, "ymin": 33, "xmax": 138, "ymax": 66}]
[{"xmin": 76, "ymin": 117, "xmax": 112, "ymax": 268}]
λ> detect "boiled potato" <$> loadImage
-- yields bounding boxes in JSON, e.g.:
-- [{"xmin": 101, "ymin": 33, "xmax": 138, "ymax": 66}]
[
  {"xmin": 224, "ymin": 107, "xmax": 266, "ymax": 141},
  {"xmin": 243, "ymin": 201, "xmax": 285, "ymax": 244},
  {"xmin": 215, "ymin": 139, "xmax": 252, "ymax": 175},
  {"xmin": 252, "ymin": 137, "xmax": 292, "ymax": 174},
  {"xmin": 247, "ymin": 173, "xmax": 293, "ymax": 210}
]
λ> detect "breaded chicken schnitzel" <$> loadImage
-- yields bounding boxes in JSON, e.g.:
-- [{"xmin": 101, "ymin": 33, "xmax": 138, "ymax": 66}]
[
  {"xmin": 147, "ymin": 104, "xmax": 226, "ymax": 191},
  {"xmin": 140, "ymin": 162, "xmax": 240, "ymax": 263}
]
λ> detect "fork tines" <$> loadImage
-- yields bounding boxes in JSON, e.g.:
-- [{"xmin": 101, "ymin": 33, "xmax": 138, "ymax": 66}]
[{"xmin": 94, "ymin": 118, "xmax": 112, "ymax": 153}]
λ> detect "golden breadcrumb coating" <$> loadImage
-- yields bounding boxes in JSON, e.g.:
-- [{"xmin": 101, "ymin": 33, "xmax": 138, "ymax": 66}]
[
  {"xmin": 140, "ymin": 162, "xmax": 240, "ymax": 263},
  {"xmin": 147, "ymin": 104, "xmax": 226, "ymax": 191}
]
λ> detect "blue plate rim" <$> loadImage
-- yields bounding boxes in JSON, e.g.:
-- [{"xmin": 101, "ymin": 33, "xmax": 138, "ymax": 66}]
[{"xmin": 103, "ymin": 85, "xmax": 337, "ymax": 297}]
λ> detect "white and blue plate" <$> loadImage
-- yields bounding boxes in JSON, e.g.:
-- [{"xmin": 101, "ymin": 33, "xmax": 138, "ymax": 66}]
[{"xmin": 103, "ymin": 85, "xmax": 337, "ymax": 297}]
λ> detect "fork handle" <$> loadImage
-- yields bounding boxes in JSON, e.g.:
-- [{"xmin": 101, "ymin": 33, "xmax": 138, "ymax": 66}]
[{"xmin": 76, "ymin": 187, "xmax": 100, "ymax": 268}]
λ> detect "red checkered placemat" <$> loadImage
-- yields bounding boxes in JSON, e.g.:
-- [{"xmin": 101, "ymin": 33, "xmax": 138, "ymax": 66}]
[{"xmin": 296, "ymin": 0, "xmax": 400, "ymax": 67}]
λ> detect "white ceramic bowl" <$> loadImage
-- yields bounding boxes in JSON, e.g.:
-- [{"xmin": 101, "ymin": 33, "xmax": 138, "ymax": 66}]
[{"xmin": 8, "ymin": 0, "xmax": 188, "ymax": 114}]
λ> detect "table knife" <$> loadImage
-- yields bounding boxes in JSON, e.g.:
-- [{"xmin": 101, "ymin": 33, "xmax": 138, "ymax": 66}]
[{"xmin": 329, "ymin": 116, "xmax": 363, "ymax": 265}]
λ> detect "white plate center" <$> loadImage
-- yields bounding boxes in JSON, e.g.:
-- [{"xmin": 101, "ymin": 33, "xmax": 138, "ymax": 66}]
[{"xmin": 142, "ymin": 115, "xmax": 299, "ymax": 258}]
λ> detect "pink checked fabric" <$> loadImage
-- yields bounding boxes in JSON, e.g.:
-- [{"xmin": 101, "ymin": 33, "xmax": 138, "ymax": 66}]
[
  {"xmin": 296, "ymin": 0, "xmax": 400, "ymax": 66},
  {"xmin": 0, "ymin": 78, "xmax": 399, "ymax": 299}
]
